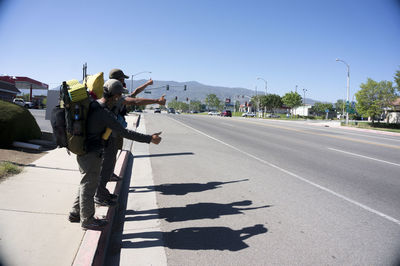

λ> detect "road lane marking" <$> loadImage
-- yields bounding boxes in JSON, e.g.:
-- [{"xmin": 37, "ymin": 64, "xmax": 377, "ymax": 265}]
[
  {"xmin": 231, "ymin": 119, "xmax": 400, "ymax": 150},
  {"xmin": 328, "ymin": 148, "xmax": 400, "ymax": 167},
  {"xmin": 170, "ymin": 117, "xmax": 400, "ymax": 226}
]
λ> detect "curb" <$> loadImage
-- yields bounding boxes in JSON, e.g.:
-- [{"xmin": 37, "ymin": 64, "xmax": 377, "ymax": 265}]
[
  {"xmin": 72, "ymin": 113, "xmax": 140, "ymax": 266},
  {"xmin": 72, "ymin": 150, "xmax": 130, "ymax": 266}
]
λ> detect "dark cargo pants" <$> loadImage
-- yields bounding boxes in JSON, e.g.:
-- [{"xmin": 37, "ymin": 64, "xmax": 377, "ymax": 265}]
[
  {"xmin": 71, "ymin": 151, "xmax": 103, "ymax": 224},
  {"xmin": 94, "ymin": 136, "xmax": 119, "ymax": 201}
]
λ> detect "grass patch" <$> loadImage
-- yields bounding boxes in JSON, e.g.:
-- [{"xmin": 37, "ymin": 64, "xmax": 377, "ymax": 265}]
[
  {"xmin": 0, "ymin": 161, "xmax": 21, "ymax": 179},
  {"xmin": 342, "ymin": 121, "xmax": 400, "ymax": 133}
]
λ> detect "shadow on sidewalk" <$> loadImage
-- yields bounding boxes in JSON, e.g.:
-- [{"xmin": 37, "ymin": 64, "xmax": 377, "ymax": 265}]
[
  {"xmin": 129, "ymin": 179, "xmax": 249, "ymax": 195},
  {"xmin": 124, "ymin": 200, "xmax": 271, "ymax": 223},
  {"xmin": 4, "ymin": 161, "xmax": 78, "ymax": 172},
  {"xmin": 133, "ymin": 152, "xmax": 194, "ymax": 158},
  {"xmin": 121, "ymin": 224, "xmax": 268, "ymax": 251}
]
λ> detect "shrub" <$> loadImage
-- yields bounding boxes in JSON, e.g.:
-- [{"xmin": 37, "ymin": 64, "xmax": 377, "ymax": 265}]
[{"xmin": 0, "ymin": 100, "xmax": 41, "ymax": 147}]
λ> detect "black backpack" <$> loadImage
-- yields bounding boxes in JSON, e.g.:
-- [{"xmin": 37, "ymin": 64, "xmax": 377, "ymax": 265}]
[{"xmin": 50, "ymin": 81, "xmax": 93, "ymax": 155}]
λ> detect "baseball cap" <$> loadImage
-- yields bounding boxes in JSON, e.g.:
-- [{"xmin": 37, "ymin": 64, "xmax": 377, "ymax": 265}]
[
  {"xmin": 103, "ymin": 79, "xmax": 128, "ymax": 95},
  {"xmin": 109, "ymin": 68, "xmax": 129, "ymax": 79}
]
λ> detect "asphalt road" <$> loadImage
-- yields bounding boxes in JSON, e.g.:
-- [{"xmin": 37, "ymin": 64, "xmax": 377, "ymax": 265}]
[{"xmin": 135, "ymin": 113, "xmax": 400, "ymax": 265}]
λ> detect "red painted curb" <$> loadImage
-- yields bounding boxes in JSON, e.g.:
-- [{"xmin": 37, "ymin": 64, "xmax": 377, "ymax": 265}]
[{"xmin": 72, "ymin": 150, "xmax": 130, "ymax": 266}]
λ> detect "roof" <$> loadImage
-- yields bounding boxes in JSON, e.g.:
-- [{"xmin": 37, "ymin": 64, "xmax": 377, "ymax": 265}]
[
  {"xmin": 393, "ymin": 97, "xmax": 400, "ymax": 106},
  {"xmin": 0, "ymin": 79, "xmax": 20, "ymax": 94},
  {"xmin": 0, "ymin": 76, "xmax": 48, "ymax": 90}
]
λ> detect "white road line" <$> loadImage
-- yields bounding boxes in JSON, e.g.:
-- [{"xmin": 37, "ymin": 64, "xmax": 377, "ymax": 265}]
[
  {"xmin": 328, "ymin": 147, "xmax": 400, "ymax": 167},
  {"xmin": 170, "ymin": 117, "xmax": 400, "ymax": 226}
]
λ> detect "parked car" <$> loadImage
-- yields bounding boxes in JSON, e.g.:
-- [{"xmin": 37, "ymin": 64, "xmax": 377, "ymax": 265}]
[
  {"xmin": 13, "ymin": 98, "xmax": 33, "ymax": 108},
  {"xmin": 154, "ymin": 108, "xmax": 161, "ymax": 113},
  {"xmin": 208, "ymin": 111, "xmax": 220, "ymax": 116},
  {"xmin": 266, "ymin": 113, "xmax": 280, "ymax": 118},
  {"xmin": 242, "ymin": 112, "xmax": 256, "ymax": 117},
  {"xmin": 220, "ymin": 110, "xmax": 232, "ymax": 117},
  {"xmin": 167, "ymin": 108, "xmax": 175, "ymax": 114}
]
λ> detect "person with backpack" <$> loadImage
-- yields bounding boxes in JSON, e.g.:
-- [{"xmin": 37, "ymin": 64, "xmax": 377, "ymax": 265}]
[
  {"xmin": 93, "ymin": 69, "xmax": 166, "ymax": 206},
  {"xmin": 69, "ymin": 79, "xmax": 162, "ymax": 230}
]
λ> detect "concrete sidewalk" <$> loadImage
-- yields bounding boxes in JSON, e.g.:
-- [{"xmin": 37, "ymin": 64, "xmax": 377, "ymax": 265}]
[{"xmin": 0, "ymin": 114, "xmax": 139, "ymax": 266}]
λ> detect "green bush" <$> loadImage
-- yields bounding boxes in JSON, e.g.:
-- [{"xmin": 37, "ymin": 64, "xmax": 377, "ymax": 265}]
[{"xmin": 0, "ymin": 100, "xmax": 41, "ymax": 147}]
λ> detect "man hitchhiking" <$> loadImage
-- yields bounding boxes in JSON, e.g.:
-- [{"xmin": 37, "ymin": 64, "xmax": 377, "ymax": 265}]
[
  {"xmin": 69, "ymin": 79, "xmax": 162, "ymax": 230},
  {"xmin": 94, "ymin": 68, "xmax": 166, "ymax": 206}
]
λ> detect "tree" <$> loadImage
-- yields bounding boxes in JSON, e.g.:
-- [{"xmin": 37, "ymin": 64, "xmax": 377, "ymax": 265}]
[
  {"xmin": 282, "ymin": 91, "xmax": 302, "ymax": 116},
  {"xmin": 355, "ymin": 78, "xmax": 397, "ymax": 123},
  {"xmin": 394, "ymin": 68, "xmax": 400, "ymax": 90},
  {"xmin": 312, "ymin": 102, "xmax": 333, "ymax": 116},
  {"xmin": 205, "ymin": 94, "xmax": 221, "ymax": 111},
  {"xmin": 260, "ymin": 94, "xmax": 282, "ymax": 113},
  {"xmin": 335, "ymin": 99, "xmax": 345, "ymax": 114},
  {"xmin": 189, "ymin": 100, "xmax": 202, "ymax": 112}
]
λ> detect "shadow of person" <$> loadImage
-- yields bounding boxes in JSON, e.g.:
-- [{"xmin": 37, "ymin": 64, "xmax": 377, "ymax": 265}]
[
  {"xmin": 130, "ymin": 179, "xmax": 249, "ymax": 195},
  {"xmin": 122, "ymin": 224, "xmax": 268, "ymax": 251},
  {"xmin": 124, "ymin": 200, "xmax": 271, "ymax": 223}
]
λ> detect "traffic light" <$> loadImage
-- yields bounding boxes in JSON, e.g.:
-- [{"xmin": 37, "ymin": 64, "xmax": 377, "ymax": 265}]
[
  {"xmin": 186, "ymin": 97, "xmax": 189, "ymax": 101},
  {"xmin": 166, "ymin": 85, "xmax": 169, "ymax": 90},
  {"xmin": 184, "ymin": 85, "xmax": 187, "ymax": 91},
  {"xmin": 175, "ymin": 96, "xmax": 178, "ymax": 101}
]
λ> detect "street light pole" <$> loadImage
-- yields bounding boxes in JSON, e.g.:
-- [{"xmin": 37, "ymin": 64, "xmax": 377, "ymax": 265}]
[
  {"xmin": 131, "ymin": 71, "xmax": 152, "ymax": 94},
  {"xmin": 336, "ymin": 58, "xmax": 350, "ymax": 125},
  {"xmin": 257, "ymin": 77, "xmax": 267, "ymax": 95},
  {"xmin": 303, "ymin": 88, "xmax": 307, "ymax": 117}
]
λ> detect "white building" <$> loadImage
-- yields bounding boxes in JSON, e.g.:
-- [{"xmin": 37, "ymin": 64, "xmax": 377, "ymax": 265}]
[{"xmin": 292, "ymin": 104, "xmax": 312, "ymax": 116}]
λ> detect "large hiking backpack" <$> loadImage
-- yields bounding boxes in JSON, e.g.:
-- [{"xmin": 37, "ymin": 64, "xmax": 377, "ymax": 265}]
[{"xmin": 51, "ymin": 80, "xmax": 92, "ymax": 155}]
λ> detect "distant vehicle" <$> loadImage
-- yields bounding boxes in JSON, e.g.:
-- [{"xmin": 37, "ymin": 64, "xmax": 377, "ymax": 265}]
[
  {"xmin": 266, "ymin": 113, "xmax": 280, "ymax": 118},
  {"xmin": 167, "ymin": 108, "xmax": 175, "ymax": 114},
  {"xmin": 154, "ymin": 108, "xmax": 161, "ymax": 113},
  {"xmin": 242, "ymin": 112, "xmax": 256, "ymax": 117},
  {"xmin": 208, "ymin": 111, "xmax": 220, "ymax": 116},
  {"xmin": 190, "ymin": 110, "xmax": 199, "ymax": 114},
  {"xmin": 13, "ymin": 98, "xmax": 33, "ymax": 108},
  {"xmin": 220, "ymin": 110, "xmax": 232, "ymax": 117},
  {"xmin": 134, "ymin": 109, "xmax": 143, "ymax": 113}
]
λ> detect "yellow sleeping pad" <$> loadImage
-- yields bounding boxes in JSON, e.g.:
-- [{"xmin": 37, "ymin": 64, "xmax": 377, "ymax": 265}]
[
  {"xmin": 66, "ymin": 80, "xmax": 88, "ymax": 102},
  {"xmin": 86, "ymin": 72, "xmax": 104, "ymax": 99}
]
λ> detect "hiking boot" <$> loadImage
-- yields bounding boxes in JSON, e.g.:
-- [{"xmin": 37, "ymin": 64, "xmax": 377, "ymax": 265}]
[
  {"xmin": 94, "ymin": 197, "xmax": 117, "ymax": 207},
  {"xmin": 108, "ymin": 193, "xmax": 118, "ymax": 200},
  {"xmin": 110, "ymin": 174, "xmax": 122, "ymax": 181},
  {"xmin": 68, "ymin": 212, "xmax": 80, "ymax": 223},
  {"xmin": 81, "ymin": 218, "xmax": 108, "ymax": 231}
]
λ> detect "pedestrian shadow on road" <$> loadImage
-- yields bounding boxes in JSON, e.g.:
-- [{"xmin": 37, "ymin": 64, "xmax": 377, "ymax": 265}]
[
  {"xmin": 121, "ymin": 224, "xmax": 268, "ymax": 251},
  {"xmin": 129, "ymin": 179, "xmax": 249, "ymax": 195},
  {"xmin": 124, "ymin": 200, "xmax": 271, "ymax": 223}
]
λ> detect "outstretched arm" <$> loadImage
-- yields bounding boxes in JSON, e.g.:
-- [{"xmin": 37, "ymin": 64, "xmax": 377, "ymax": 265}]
[
  {"xmin": 131, "ymin": 79, "xmax": 153, "ymax": 97},
  {"xmin": 123, "ymin": 94, "xmax": 166, "ymax": 106}
]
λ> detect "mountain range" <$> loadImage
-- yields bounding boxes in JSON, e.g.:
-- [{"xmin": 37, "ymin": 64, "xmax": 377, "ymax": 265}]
[{"xmin": 126, "ymin": 79, "xmax": 320, "ymax": 105}]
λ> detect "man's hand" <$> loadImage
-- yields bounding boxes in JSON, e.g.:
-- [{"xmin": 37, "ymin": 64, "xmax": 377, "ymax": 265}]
[
  {"xmin": 146, "ymin": 79, "xmax": 153, "ymax": 86},
  {"xmin": 151, "ymin": 132, "xmax": 162, "ymax": 144},
  {"xmin": 158, "ymin": 94, "xmax": 166, "ymax": 105}
]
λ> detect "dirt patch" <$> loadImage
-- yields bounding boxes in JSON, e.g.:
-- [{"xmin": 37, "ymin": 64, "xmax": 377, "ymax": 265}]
[
  {"xmin": 0, "ymin": 148, "xmax": 49, "ymax": 181},
  {"xmin": 0, "ymin": 148, "xmax": 48, "ymax": 166}
]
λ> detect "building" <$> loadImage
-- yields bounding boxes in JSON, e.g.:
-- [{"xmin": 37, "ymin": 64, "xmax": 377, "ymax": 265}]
[
  {"xmin": 385, "ymin": 97, "xmax": 400, "ymax": 124},
  {"xmin": 0, "ymin": 77, "xmax": 20, "ymax": 102},
  {"xmin": 292, "ymin": 104, "xmax": 312, "ymax": 116},
  {"xmin": 0, "ymin": 76, "xmax": 48, "ymax": 102}
]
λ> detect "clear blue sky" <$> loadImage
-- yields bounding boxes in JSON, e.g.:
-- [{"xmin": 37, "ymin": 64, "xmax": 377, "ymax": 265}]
[{"xmin": 1, "ymin": 0, "xmax": 399, "ymax": 102}]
